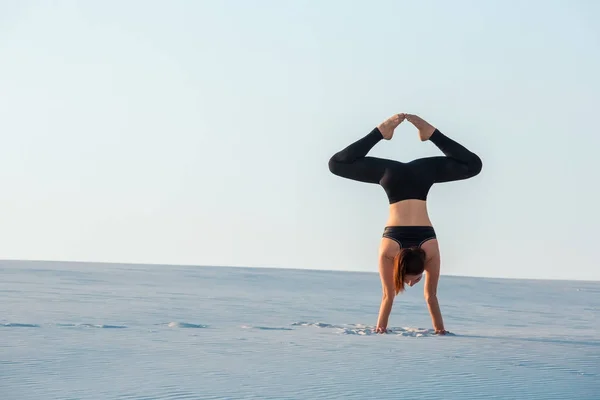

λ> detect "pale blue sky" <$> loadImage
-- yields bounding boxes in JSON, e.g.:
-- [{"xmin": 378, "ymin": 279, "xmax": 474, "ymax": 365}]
[{"xmin": 1, "ymin": 0, "xmax": 599, "ymax": 281}]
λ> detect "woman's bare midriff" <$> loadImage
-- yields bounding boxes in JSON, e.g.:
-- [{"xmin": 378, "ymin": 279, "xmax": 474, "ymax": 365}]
[{"xmin": 385, "ymin": 199, "xmax": 433, "ymax": 226}]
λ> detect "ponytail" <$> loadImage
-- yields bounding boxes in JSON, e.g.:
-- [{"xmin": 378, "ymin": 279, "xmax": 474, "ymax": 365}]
[{"xmin": 393, "ymin": 247, "xmax": 427, "ymax": 294}]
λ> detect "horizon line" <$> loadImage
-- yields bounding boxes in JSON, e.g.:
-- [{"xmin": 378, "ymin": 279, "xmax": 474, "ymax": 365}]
[{"xmin": 2, "ymin": 258, "xmax": 598, "ymax": 284}]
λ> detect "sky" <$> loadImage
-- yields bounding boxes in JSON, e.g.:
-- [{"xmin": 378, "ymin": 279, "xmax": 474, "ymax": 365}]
[{"xmin": 1, "ymin": 0, "xmax": 599, "ymax": 281}]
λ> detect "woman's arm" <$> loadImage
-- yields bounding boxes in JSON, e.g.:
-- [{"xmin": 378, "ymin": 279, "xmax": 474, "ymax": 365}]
[
  {"xmin": 424, "ymin": 256, "xmax": 446, "ymax": 333},
  {"xmin": 376, "ymin": 253, "xmax": 396, "ymax": 333}
]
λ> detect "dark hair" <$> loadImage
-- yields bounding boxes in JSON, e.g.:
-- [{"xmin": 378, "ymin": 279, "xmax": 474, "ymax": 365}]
[{"xmin": 393, "ymin": 247, "xmax": 426, "ymax": 294}]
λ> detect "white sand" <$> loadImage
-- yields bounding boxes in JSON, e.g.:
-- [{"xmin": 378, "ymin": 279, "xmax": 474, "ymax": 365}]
[{"xmin": 2, "ymin": 260, "xmax": 599, "ymax": 399}]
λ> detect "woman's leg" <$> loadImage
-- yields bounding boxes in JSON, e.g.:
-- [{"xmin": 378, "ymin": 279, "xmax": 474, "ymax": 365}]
[
  {"xmin": 406, "ymin": 114, "xmax": 483, "ymax": 183},
  {"xmin": 328, "ymin": 115, "xmax": 403, "ymax": 184},
  {"xmin": 328, "ymin": 128, "xmax": 387, "ymax": 184}
]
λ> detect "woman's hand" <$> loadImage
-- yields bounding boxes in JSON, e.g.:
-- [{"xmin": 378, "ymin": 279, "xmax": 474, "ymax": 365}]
[{"xmin": 374, "ymin": 326, "xmax": 388, "ymax": 334}]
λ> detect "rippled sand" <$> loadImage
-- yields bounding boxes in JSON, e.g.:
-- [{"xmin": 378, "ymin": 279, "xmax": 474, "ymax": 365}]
[{"xmin": 2, "ymin": 260, "xmax": 599, "ymax": 399}]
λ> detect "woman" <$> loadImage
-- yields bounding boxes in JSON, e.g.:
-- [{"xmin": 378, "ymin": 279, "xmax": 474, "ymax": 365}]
[{"xmin": 328, "ymin": 113, "xmax": 482, "ymax": 334}]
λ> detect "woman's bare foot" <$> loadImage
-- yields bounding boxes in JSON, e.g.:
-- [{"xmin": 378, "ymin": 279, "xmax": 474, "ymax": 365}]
[
  {"xmin": 406, "ymin": 114, "xmax": 436, "ymax": 141},
  {"xmin": 377, "ymin": 113, "xmax": 405, "ymax": 140}
]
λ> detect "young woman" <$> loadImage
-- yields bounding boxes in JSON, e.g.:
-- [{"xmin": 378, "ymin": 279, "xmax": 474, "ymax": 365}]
[{"xmin": 328, "ymin": 113, "xmax": 483, "ymax": 334}]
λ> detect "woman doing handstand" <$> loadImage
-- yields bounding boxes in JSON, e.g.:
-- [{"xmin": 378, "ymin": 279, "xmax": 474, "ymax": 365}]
[{"xmin": 328, "ymin": 113, "xmax": 483, "ymax": 334}]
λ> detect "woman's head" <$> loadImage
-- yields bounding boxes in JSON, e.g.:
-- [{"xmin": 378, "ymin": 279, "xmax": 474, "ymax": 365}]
[{"xmin": 393, "ymin": 247, "xmax": 426, "ymax": 294}]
